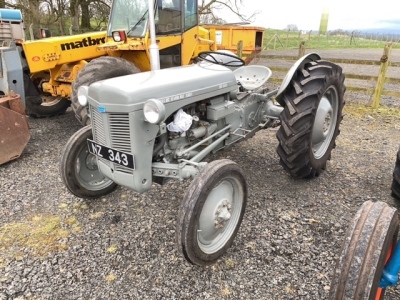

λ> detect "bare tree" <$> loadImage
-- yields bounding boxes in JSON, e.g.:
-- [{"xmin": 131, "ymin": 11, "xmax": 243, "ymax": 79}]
[
  {"xmin": 69, "ymin": 0, "xmax": 110, "ymax": 32},
  {"xmin": 199, "ymin": 0, "xmax": 258, "ymax": 24},
  {"xmin": 286, "ymin": 24, "xmax": 298, "ymax": 31}
]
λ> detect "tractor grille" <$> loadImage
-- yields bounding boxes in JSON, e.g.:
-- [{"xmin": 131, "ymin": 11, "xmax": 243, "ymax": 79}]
[
  {"xmin": 90, "ymin": 105, "xmax": 106, "ymax": 145},
  {"xmin": 109, "ymin": 113, "xmax": 133, "ymax": 174},
  {"xmin": 90, "ymin": 105, "xmax": 133, "ymax": 174},
  {"xmin": 109, "ymin": 114, "xmax": 131, "ymax": 152}
]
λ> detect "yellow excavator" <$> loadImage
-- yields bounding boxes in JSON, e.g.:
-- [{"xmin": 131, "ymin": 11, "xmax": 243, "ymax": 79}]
[{"xmin": 0, "ymin": 3, "xmax": 265, "ymax": 164}]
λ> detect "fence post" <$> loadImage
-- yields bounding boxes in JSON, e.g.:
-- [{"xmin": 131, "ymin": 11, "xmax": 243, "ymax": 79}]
[
  {"xmin": 298, "ymin": 41, "xmax": 305, "ymax": 58},
  {"xmin": 286, "ymin": 31, "xmax": 289, "ymax": 49},
  {"xmin": 372, "ymin": 43, "xmax": 392, "ymax": 108},
  {"xmin": 237, "ymin": 40, "xmax": 243, "ymax": 58}
]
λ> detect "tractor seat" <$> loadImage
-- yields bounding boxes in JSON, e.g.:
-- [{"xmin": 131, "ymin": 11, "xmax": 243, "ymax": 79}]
[{"xmin": 233, "ymin": 65, "xmax": 272, "ymax": 91}]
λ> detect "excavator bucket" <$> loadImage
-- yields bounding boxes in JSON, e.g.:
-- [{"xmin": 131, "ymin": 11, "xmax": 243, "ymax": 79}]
[{"xmin": 0, "ymin": 92, "xmax": 30, "ymax": 165}]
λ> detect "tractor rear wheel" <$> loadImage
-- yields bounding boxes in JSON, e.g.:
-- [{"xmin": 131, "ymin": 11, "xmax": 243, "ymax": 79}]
[
  {"xmin": 71, "ymin": 56, "xmax": 140, "ymax": 126},
  {"xmin": 276, "ymin": 59, "xmax": 345, "ymax": 178},
  {"xmin": 329, "ymin": 201, "xmax": 399, "ymax": 300},
  {"xmin": 391, "ymin": 147, "xmax": 400, "ymax": 201}
]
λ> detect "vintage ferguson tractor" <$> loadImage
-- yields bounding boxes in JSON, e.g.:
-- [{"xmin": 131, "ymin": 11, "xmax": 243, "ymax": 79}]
[{"xmin": 59, "ymin": 1, "xmax": 346, "ymax": 265}]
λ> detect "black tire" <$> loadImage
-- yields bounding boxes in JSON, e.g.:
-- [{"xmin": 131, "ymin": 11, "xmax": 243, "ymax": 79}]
[
  {"xmin": 71, "ymin": 56, "xmax": 140, "ymax": 125},
  {"xmin": 391, "ymin": 147, "xmax": 400, "ymax": 201},
  {"xmin": 276, "ymin": 59, "xmax": 346, "ymax": 178},
  {"xmin": 60, "ymin": 125, "xmax": 117, "ymax": 198},
  {"xmin": 25, "ymin": 96, "xmax": 71, "ymax": 118},
  {"xmin": 177, "ymin": 159, "xmax": 247, "ymax": 266},
  {"xmin": 329, "ymin": 201, "xmax": 399, "ymax": 300},
  {"xmin": 23, "ymin": 71, "xmax": 71, "ymax": 118}
]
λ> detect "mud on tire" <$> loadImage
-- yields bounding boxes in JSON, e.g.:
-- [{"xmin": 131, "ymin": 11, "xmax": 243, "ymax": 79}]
[
  {"xmin": 329, "ymin": 201, "xmax": 399, "ymax": 300},
  {"xmin": 276, "ymin": 59, "xmax": 346, "ymax": 178},
  {"xmin": 71, "ymin": 56, "xmax": 140, "ymax": 125}
]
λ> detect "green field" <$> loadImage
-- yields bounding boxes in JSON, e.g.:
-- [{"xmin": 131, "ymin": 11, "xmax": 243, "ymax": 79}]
[{"xmin": 263, "ymin": 28, "xmax": 400, "ymax": 50}]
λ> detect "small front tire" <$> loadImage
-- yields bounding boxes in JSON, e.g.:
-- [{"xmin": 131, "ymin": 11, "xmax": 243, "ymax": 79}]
[
  {"xmin": 60, "ymin": 125, "xmax": 117, "ymax": 198},
  {"xmin": 177, "ymin": 159, "xmax": 247, "ymax": 266}
]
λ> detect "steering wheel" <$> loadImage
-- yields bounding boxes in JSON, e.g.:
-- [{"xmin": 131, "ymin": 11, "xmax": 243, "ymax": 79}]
[{"xmin": 198, "ymin": 51, "xmax": 245, "ymax": 67}]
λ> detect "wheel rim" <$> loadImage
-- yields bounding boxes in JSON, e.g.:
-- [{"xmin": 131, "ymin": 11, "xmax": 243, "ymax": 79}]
[
  {"xmin": 75, "ymin": 143, "xmax": 114, "ymax": 191},
  {"xmin": 41, "ymin": 97, "xmax": 62, "ymax": 106},
  {"xmin": 197, "ymin": 177, "xmax": 243, "ymax": 254},
  {"xmin": 375, "ymin": 239, "xmax": 396, "ymax": 300},
  {"xmin": 311, "ymin": 85, "xmax": 339, "ymax": 159}
]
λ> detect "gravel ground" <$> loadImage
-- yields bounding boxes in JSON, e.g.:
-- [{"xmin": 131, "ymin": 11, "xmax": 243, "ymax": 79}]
[{"xmin": 1, "ymin": 50, "xmax": 400, "ymax": 299}]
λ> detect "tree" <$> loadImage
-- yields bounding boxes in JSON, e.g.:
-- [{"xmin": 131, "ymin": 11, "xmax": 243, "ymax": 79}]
[
  {"xmin": 199, "ymin": 0, "xmax": 258, "ymax": 24},
  {"xmin": 286, "ymin": 24, "xmax": 298, "ymax": 31}
]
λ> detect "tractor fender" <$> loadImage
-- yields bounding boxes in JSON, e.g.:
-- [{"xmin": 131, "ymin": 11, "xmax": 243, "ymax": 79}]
[{"xmin": 275, "ymin": 53, "xmax": 321, "ymax": 104}]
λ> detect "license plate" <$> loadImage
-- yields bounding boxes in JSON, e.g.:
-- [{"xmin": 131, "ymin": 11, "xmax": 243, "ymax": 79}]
[{"xmin": 87, "ymin": 139, "xmax": 135, "ymax": 170}]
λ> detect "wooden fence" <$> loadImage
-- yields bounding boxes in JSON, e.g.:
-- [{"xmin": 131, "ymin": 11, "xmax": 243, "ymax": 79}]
[{"xmin": 247, "ymin": 43, "xmax": 400, "ymax": 108}]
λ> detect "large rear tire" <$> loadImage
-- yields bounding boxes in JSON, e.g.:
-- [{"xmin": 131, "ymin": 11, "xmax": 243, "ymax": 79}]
[
  {"xmin": 60, "ymin": 125, "xmax": 117, "ymax": 199},
  {"xmin": 71, "ymin": 57, "xmax": 140, "ymax": 125},
  {"xmin": 329, "ymin": 201, "xmax": 399, "ymax": 300},
  {"xmin": 276, "ymin": 59, "xmax": 346, "ymax": 178},
  {"xmin": 391, "ymin": 147, "xmax": 400, "ymax": 202}
]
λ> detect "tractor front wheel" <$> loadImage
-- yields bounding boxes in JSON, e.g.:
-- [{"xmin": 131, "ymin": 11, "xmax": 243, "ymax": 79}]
[
  {"xmin": 176, "ymin": 159, "xmax": 247, "ymax": 266},
  {"xmin": 329, "ymin": 201, "xmax": 399, "ymax": 300},
  {"xmin": 71, "ymin": 56, "xmax": 140, "ymax": 126},
  {"xmin": 60, "ymin": 125, "xmax": 117, "ymax": 198},
  {"xmin": 276, "ymin": 59, "xmax": 346, "ymax": 178}
]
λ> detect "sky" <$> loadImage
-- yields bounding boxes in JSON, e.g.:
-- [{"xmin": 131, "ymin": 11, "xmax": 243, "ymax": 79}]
[{"xmin": 222, "ymin": 0, "xmax": 400, "ymax": 32}]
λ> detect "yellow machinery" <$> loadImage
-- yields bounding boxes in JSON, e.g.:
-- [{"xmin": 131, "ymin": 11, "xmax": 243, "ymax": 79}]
[
  {"xmin": 1, "ymin": 4, "xmax": 265, "ymax": 123},
  {"xmin": 0, "ymin": 5, "xmax": 264, "ymax": 164},
  {"xmin": 69, "ymin": 0, "xmax": 265, "ymax": 124}
]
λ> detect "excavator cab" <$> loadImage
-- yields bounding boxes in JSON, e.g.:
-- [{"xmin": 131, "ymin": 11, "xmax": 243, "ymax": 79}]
[{"xmin": 102, "ymin": 0, "xmax": 203, "ymax": 70}]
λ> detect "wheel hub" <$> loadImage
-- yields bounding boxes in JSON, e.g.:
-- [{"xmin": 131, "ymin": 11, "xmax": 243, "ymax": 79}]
[
  {"xmin": 214, "ymin": 200, "xmax": 232, "ymax": 228},
  {"xmin": 312, "ymin": 96, "xmax": 333, "ymax": 146},
  {"xmin": 311, "ymin": 86, "xmax": 339, "ymax": 159},
  {"xmin": 85, "ymin": 152, "xmax": 98, "ymax": 171}
]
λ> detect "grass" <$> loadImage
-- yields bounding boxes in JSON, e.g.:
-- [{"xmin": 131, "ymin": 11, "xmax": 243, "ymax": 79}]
[
  {"xmin": 343, "ymin": 103, "xmax": 400, "ymax": 119},
  {"xmin": 263, "ymin": 28, "xmax": 400, "ymax": 50},
  {"xmin": 0, "ymin": 214, "xmax": 80, "ymax": 260}
]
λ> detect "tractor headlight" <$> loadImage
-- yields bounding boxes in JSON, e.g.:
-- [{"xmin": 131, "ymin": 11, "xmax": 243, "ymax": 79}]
[
  {"xmin": 143, "ymin": 99, "xmax": 165, "ymax": 124},
  {"xmin": 77, "ymin": 86, "xmax": 89, "ymax": 106}
]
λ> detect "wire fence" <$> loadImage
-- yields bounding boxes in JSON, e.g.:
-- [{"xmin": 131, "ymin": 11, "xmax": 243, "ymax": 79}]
[{"xmin": 264, "ymin": 30, "xmax": 400, "ymax": 50}]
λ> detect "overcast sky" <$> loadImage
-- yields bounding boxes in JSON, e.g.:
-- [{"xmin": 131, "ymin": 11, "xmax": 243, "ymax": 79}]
[{"xmin": 223, "ymin": 0, "xmax": 399, "ymax": 31}]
